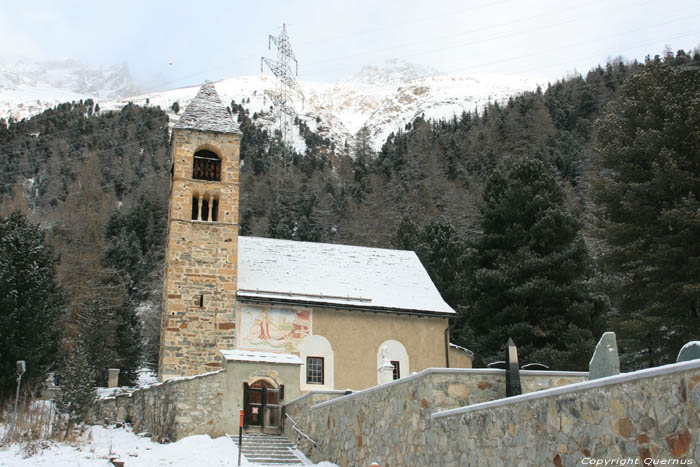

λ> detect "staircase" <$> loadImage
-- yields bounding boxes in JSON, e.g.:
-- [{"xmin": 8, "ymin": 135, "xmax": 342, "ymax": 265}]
[{"xmin": 233, "ymin": 432, "xmax": 306, "ymax": 465}]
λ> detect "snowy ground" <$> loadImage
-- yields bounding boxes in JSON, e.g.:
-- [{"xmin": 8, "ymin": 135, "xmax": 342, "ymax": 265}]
[{"xmin": 0, "ymin": 424, "xmax": 338, "ymax": 467}]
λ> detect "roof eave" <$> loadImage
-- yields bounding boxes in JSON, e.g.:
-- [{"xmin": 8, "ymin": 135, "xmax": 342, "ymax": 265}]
[{"xmin": 236, "ymin": 293, "xmax": 456, "ymax": 317}]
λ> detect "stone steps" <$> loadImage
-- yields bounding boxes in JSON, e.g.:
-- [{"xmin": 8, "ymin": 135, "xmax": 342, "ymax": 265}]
[{"xmin": 232, "ymin": 432, "xmax": 305, "ymax": 465}]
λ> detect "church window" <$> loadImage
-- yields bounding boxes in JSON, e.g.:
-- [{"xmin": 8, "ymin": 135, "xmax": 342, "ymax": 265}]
[
  {"xmin": 300, "ymin": 335, "xmax": 333, "ymax": 389},
  {"xmin": 391, "ymin": 361, "xmax": 400, "ymax": 380},
  {"xmin": 201, "ymin": 198, "xmax": 209, "ymax": 221},
  {"xmin": 192, "ymin": 196, "xmax": 199, "ymax": 220},
  {"xmin": 211, "ymin": 198, "xmax": 219, "ymax": 222},
  {"xmin": 191, "ymin": 194, "xmax": 219, "ymax": 222},
  {"xmin": 193, "ymin": 150, "xmax": 221, "ymax": 181},
  {"xmin": 306, "ymin": 357, "xmax": 324, "ymax": 384}
]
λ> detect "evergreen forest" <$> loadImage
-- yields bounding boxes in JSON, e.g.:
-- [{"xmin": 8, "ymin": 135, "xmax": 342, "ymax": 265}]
[{"xmin": 1, "ymin": 49, "xmax": 699, "ymax": 395}]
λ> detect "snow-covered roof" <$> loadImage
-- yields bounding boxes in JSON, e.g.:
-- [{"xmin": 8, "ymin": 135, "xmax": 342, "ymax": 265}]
[
  {"xmin": 221, "ymin": 349, "xmax": 302, "ymax": 365},
  {"xmin": 237, "ymin": 236, "xmax": 455, "ymax": 315},
  {"xmin": 449, "ymin": 343, "xmax": 474, "ymax": 356},
  {"xmin": 173, "ymin": 81, "xmax": 241, "ymax": 135}
]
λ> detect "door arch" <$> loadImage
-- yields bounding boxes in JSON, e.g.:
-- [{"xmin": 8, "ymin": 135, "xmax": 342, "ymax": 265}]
[{"xmin": 243, "ymin": 378, "xmax": 283, "ymax": 430}]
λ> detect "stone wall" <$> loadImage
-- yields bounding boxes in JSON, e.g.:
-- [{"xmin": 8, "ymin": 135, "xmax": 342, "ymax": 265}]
[
  {"xmin": 283, "ymin": 390, "xmax": 348, "ymax": 450},
  {"xmin": 288, "ymin": 361, "xmax": 700, "ymax": 466},
  {"xmin": 285, "ymin": 368, "xmax": 586, "ymax": 465},
  {"xmin": 92, "ymin": 370, "xmax": 227, "ymax": 442},
  {"xmin": 431, "ymin": 360, "xmax": 700, "ymax": 466}
]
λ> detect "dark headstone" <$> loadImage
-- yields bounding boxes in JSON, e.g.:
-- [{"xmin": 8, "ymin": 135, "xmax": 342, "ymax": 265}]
[
  {"xmin": 677, "ymin": 341, "xmax": 700, "ymax": 362},
  {"xmin": 589, "ymin": 332, "xmax": 620, "ymax": 380},
  {"xmin": 505, "ymin": 338, "xmax": 522, "ymax": 397}
]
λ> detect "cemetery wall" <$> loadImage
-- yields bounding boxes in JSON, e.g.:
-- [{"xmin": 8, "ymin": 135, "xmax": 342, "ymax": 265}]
[
  {"xmin": 283, "ymin": 368, "xmax": 586, "ymax": 465},
  {"xmin": 91, "ymin": 370, "xmax": 227, "ymax": 442},
  {"xmin": 290, "ymin": 361, "xmax": 700, "ymax": 466}
]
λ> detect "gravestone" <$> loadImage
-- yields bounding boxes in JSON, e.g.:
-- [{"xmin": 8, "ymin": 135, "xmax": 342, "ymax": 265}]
[
  {"xmin": 677, "ymin": 341, "xmax": 700, "ymax": 362},
  {"xmin": 505, "ymin": 338, "xmax": 522, "ymax": 397},
  {"xmin": 589, "ymin": 332, "xmax": 620, "ymax": 380}
]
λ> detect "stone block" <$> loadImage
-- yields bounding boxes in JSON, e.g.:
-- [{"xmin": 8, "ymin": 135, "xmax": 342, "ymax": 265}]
[
  {"xmin": 589, "ymin": 332, "xmax": 620, "ymax": 380},
  {"xmin": 677, "ymin": 341, "xmax": 700, "ymax": 363}
]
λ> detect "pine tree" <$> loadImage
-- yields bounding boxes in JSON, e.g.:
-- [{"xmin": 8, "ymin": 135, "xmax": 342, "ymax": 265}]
[
  {"xmin": 114, "ymin": 298, "xmax": 141, "ymax": 385},
  {"xmin": 76, "ymin": 299, "xmax": 116, "ymax": 386},
  {"xmin": 460, "ymin": 157, "xmax": 606, "ymax": 370},
  {"xmin": 0, "ymin": 211, "xmax": 65, "ymax": 395},
  {"xmin": 392, "ymin": 216, "xmax": 466, "ymax": 308},
  {"xmin": 594, "ymin": 60, "xmax": 700, "ymax": 367},
  {"xmin": 55, "ymin": 341, "xmax": 97, "ymax": 424}
]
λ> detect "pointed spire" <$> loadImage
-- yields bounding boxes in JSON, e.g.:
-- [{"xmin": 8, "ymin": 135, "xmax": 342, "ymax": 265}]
[{"xmin": 174, "ymin": 81, "xmax": 241, "ymax": 135}]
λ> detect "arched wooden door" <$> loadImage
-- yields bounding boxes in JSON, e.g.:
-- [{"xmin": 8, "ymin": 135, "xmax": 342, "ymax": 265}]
[{"xmin": 243, "ymin": 380, "xmax": 284, "ymax": 430}]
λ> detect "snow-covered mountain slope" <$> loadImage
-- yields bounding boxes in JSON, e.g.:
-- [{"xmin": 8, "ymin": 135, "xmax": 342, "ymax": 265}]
[
  {"xmin": 1, "ymin": 58, "xmax": 537, "ymax": 152},
  {"xmin": 0, "ymin": 57, "xmax": 139, "ymax": 120}
]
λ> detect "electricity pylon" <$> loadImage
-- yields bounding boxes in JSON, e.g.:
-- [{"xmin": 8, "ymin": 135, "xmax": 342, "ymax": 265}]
[{"xmin": 261, "ymin": 23, "xmax": 304, "ymax": 171}]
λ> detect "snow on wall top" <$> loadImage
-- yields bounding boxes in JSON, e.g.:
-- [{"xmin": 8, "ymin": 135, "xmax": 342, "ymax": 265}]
[
  {"xmin": 221, "ymin": 349, "xmax": 303, "ymax": 364},
  {"xmin": 237, "ymin": 236, "xmax": 455, "ymax": 315},
  {"xmin": 173, "ymin": 81, "xmax": 241, "ymax": 135}
]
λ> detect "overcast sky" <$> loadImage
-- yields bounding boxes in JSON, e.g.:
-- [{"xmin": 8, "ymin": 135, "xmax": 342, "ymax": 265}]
[{"xmin": 1, "ymin": 0, "xmax": 699, "ymax": 90}]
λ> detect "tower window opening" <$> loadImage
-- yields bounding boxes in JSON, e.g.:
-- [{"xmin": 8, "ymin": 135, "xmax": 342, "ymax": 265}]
[
  {"xmin": 212, "ymin": 198, "xmax": 219, "ymax": 222},
  {"xmin": 193, "ymin": 150, "xmax": 221, "ymax": 181},
  {"xmin": 192, "ymin": 196, "xmax": 199, "ymax": 220},
  {"xmin": 199, "ymin": 294, "xmax": 203, "ymax": 307},
  {"xmin": 201, "ymin": 198, "xmax": 210, "ymax": 221},
  {"xmin": 192, "ymin": 194, "xmax": 219, "ymax": 222}
]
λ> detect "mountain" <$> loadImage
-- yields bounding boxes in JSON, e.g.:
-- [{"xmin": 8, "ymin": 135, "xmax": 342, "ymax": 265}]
[
  {"xmin": 0, "ymin": 58, "xmax": 537, "ymax": 152},
  {"xmin": 0, "ymin": 57, "xmax": 140, "ymax": 121},
  {"xmin": 349, "ymin": 58, "xmax": 441, "ymax": 85}
]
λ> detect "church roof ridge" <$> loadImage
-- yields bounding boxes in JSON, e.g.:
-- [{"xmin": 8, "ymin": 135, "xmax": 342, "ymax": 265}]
[
  {"xmin": 238, "ymin": 234, "xmax": 418, "ymax": 255},
  {"xmin": 173, "ymin": 81, "xmax": 241, "ymax": 135}
]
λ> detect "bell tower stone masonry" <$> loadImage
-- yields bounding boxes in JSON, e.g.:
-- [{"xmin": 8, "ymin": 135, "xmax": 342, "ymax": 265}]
[{"xmin": 158, "ymin": 82, "xmax": 242, "ymax": 381}]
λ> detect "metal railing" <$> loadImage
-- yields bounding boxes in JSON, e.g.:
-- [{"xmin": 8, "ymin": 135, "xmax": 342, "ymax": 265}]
[{"xmin": 285, "ymin": 413, "xmax": 318, "ymax": 448}]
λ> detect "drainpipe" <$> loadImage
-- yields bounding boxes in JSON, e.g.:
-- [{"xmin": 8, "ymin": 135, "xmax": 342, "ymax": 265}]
[{"xmin": 444, "ymin": 328, "xmax": 450, "ymax": 368}]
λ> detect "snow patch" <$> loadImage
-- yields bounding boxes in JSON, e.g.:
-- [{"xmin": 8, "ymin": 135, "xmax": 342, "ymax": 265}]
[
  {"xmin": 0, "ymin": 424, "xmax": 339, "ymax": 466},
  {"xmin": 220, "ymin": 349, "xmax": 303, "ymax": 364}
]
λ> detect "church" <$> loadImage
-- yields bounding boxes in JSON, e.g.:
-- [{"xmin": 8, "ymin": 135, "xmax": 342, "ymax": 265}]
[{"xmin": 158, "ymin": 82, "xmax": 471, "ymax": 431}]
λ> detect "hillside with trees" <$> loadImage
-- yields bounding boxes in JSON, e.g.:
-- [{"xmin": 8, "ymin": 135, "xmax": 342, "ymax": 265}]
[{"xmin": 1, "ymin": 49, "xmax": 698, "ymax": 392}]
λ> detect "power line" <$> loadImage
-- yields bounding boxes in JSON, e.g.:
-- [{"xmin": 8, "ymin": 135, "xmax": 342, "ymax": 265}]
[
  {"xmin": 299, "ymin": 0, "xmax": 677, "ymax": 78},
  {"xmin": 294, "ymin": 14, "xmax": 697, "ymax": 82}
]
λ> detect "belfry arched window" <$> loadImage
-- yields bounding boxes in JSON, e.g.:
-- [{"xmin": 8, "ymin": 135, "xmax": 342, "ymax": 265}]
[
  {"xmin": 192, "ymin": 193, "xmax": 219, "ymax": 222},
  {"xmin": 193, "ymin": 150, "xmax": 221, "ymax": 181}
]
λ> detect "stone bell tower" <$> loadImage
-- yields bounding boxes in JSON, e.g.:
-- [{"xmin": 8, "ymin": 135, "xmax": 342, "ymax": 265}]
[{"xmin": 158, "ymin": 82, "xmax": 241, "ymax": 381}]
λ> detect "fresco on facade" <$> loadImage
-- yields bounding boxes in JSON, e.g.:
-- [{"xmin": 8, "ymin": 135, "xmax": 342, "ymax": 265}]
[{"xmin": 238, "ymin": 305, "xmax": 312, "ymax": 352}]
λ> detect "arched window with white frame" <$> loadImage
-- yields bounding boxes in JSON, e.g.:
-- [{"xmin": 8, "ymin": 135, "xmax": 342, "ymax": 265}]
[{"xmin": 300, "ymin": 335, "xmax": 334, "ymax": 391}]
